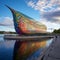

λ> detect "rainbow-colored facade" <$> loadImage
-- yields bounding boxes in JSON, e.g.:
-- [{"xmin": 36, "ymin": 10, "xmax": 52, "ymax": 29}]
[{"xmin": 7, "ymin": 6, "xmax": 47, "ymax": 35}]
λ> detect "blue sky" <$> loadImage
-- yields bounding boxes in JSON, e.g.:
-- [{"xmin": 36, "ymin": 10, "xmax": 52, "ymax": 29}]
[
  {"xmin": 0, "ymin": 0, "xmax": 60, "ymax": 32},
  {"xmin": 0, "ymin": 0, "xmax": 40, "ymax": 19}
]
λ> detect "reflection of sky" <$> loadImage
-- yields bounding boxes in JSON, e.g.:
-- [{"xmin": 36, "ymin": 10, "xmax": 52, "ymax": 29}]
[
  {"xmin": 0, "ymin": 39, "xmax": 15, "ymax": 60},
  {"xmin": 46, "ymin": 38, "xmax": 53, "ymax": 47},
  {"xmin": 27, "ymin": 48, "xmax": 43, "ymax": 60},
  {"xmin": 0, "ymin": 34, "xmax": 4, "ymax": 41}
]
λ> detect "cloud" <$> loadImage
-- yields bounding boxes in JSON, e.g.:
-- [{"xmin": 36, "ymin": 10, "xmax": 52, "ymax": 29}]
[
  {"xmin": 40, "ymin": 19, "xmax": 60, "ymax": 32},
  {"xmin": 0, "ymin": 17, "xmax": 14, "ymax": 28},
  {"xmin": 26, "ymin": 0, "xmax": 60, "ymax": 32},
  {"xmin": 43, "ymin": 10, "xmax": 60, "ymax": 24},
  {"xmin": 27, "ymin": 1, "xmax": 35, "ymax": 8},
  {"xmin": 27, "ymin": 0, "xmax": 60, "ymax": 12}
]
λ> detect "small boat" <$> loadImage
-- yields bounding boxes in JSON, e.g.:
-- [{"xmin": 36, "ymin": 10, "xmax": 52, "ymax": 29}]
[{"xmin": 6, "ymin": 5, "xmax": 47, "ymax": 36}]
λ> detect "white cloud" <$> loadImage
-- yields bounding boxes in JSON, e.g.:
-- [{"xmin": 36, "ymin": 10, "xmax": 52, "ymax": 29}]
[
  {"xmin": 0, "ymin": 17, "xmax": 14, "ymax": 27},
  {"xmin": 40, "ymin": 19, "xmax": 60, "ymax": 32},
  {"xmin": 27, "ymin": 1, "xmax": 35, "ymax": 8},
  {"xmin": 0, "ymin": 17, "xmax": 15, "ymax": 31},
  {"xmin": 27, "ymin": 0, "xmax": 60, "ymax": 12}
]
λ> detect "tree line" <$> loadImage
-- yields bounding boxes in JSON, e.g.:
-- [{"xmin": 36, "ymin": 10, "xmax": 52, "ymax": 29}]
[
  {"xmin": 0, "ymin": 31, "xmax": 16, "ymax": 34},
  {"xmin": 52, "ymin": 29, "xmax": 60, "ymax": 34}
]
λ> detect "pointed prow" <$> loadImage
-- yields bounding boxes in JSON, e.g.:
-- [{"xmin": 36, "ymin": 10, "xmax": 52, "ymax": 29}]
[{"xmin": 5, "ymin": 5, "xmax": 16, "ymax": 14}]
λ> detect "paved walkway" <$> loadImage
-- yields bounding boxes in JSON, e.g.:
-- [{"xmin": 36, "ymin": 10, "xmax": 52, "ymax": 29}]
[{"xmin": 38, "ymin": 36, "xmax": 60, "ymax": 60}]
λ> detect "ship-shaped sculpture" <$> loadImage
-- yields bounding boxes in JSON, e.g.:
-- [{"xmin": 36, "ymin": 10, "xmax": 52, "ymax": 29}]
[{"xmin": 6, "ymin": 5, "xmax": 47, "ymax": 35}]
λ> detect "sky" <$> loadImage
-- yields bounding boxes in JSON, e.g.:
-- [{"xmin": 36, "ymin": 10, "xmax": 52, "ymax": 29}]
[{"xmin": 0, "ymin": 0, "xmax": 60, "ymax": 32}]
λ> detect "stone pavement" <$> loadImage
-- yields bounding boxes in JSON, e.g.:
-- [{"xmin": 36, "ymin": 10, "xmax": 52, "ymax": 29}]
[{"xmin": 38, "ymin": 36, "xmax": 60, "ymax": 60}]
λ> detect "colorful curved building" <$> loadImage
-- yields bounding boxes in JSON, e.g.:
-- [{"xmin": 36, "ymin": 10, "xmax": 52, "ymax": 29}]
[
  {"xmin": 6, "ymin": 5, "xmax": 47, "ymax": 35},
  {"xmin": 5, "ymin": 5, "xmax": 47, "ymax": 60}
]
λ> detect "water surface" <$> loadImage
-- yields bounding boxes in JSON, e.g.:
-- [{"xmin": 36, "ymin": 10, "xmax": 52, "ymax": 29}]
[{"xmin": 0, "ymin": 34, "xmax": 53, "ymax": 60}]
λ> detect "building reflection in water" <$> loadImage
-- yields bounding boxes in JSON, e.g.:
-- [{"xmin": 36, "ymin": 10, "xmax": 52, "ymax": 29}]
[{"xmin": 13, "ymin": 38, "xmax": 52, "ymax": 60}]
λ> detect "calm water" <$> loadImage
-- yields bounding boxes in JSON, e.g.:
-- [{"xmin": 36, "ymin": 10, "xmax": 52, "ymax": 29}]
[
  {"xmin": 0, "ymin": 34, "xmax": 15, "ymax": 60},
  {"xmin": 0, "ymin": 34, "xmax": 53, "ymax": 60}
]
